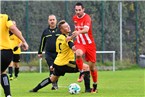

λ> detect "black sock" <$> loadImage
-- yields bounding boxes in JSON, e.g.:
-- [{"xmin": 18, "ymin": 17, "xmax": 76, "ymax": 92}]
[
  {"xmin": 14, "ymin": 68, "xmax": 19, "ymax": 77},
  {"xmin": 84, "ymin": 71, "xmax": 91, "ymax": 91},
  {"xmin": 33, "ymin": 77, "xmax": 52, "ymax": 92},
  {"xmin": 8, "ymin": 67, "xmax": 13, "ymax": 77},
  {"xmin": 52, "ymin": 80, "xmax": 58, "ymax": 88},
  {"xmin": 1, "ymin": 74, "xmax": 11, "ymax": 97},
  {"xmin": 93, "ymin": 83, "xmax": 97, "ymax": 90}
]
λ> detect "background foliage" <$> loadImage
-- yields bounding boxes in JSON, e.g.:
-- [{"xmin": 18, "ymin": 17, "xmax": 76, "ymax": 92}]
[{"xmin": 1, "ymin": 1, "xmax": 145, "ymax": 64}]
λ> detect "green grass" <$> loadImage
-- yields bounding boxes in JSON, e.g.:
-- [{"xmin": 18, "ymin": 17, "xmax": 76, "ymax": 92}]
[{"xmin": 1, "ymin": 68, "xmax": 145, "ymax": 97}]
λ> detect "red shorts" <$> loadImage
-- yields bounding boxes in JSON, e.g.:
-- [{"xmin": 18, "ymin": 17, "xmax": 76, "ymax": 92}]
[{"xmin": 75, "ymin": 43, "xmax": 96, "ymax": 62}]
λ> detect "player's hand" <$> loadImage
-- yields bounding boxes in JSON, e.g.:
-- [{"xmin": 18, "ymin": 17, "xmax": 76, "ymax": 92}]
[
  {"xmin": 13, "ymin": 46, "xmax": 18, "ymax": 51},
  {"xmin": 38, "ymin": 54, "xmax": 42, "ymax": 58},
  {"xmin": 21, "ymin": 42, "xmax": 29, "ymax": 50},
  {"xmin": 66, "ymin": 36, "xmax": 72, "ymax": 42},
  {"xmin": 72, "ymin": 31, "xmax": 80, "ymax": 37}
]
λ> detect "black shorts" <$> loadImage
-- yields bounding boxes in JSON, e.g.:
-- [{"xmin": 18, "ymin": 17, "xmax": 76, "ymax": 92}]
[
  {"xmin": 45, "ymin": 52, "xmax": 57, "ymax": 67},
  {"xmin": 12, "ymin": 54, "xmax": 20, "ymax": 62},
  {"xmin": 53, "ymin": 61, "xmax": 79, "ymax": 76},
  {"xmin": 1, "ymin": 49, "xmax": 13, "ymax": 72}
]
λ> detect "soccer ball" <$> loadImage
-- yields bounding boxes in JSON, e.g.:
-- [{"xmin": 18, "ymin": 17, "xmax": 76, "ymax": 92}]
[{"xmin": 68, "ymin": 83, "xmax": 81, "ymax": 94}]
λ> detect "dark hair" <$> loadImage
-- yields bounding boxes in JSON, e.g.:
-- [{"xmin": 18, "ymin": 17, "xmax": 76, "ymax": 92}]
[
  {"xmin": 75, "ymin": 2, "xmax": 84, "ymax": 9},
  {"xmin": 58, "ymin": 20, "xmax": 66, "ymax": 29}
]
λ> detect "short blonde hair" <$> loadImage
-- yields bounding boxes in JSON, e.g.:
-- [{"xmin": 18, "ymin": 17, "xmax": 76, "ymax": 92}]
[{"xmin": 57, "ymin": 20, "xmax": 66, "ymax": 29}]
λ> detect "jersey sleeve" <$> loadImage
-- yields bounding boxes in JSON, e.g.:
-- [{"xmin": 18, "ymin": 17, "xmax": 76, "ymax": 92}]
[
  {"xmin": 6, "ymin": 15, "xmax": 13, "ymax": 28},
  {"xmin": 38, "ymin": 31, "xmax": 46, "ymax": 54},
  {"xmin": 84, "ymin": 15, "xmax": 91, "ymax": 29},
  {"xmin": 68, "ymin": 41, "xmax": 74, "ymax": 49}
]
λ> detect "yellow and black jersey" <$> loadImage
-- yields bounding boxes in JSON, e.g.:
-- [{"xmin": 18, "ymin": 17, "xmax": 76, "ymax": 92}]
[
  {"xmin": 0, "ymin": 14, "xmax": 13, "ymax": 50},
  {"xmin": 54, "ymin": 34, "xmax": 75, "ymax": 66},
  {"xmin": 10, "ymin": 33, "xmax": 22, "ymax": 54}
]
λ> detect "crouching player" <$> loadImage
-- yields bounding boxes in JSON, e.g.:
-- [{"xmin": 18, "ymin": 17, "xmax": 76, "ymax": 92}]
[{"xmin": 29, "ymin": 20, "xmax": 92, "ymax": 93}]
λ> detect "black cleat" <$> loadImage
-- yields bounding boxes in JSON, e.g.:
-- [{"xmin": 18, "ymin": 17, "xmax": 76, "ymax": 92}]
[
  {"xmin": 29, "ymin": 89, "xmax": 37, "ymax": 92},
  {"xmin": 85, "ymin": 88, "xmax": 92, "ymax": 93},
  {"xmin": 51, "ymin": 86, "xmax": 58, "ymax": 90}
]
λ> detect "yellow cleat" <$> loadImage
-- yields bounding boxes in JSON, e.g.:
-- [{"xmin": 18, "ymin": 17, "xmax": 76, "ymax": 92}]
[{"xmin": 9, "ymin": 77, "xmax": 13, "ymax": 80}]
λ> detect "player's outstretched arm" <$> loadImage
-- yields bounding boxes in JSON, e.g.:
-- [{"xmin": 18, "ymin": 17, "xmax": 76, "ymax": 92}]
[{"xmin": 9, "ymin": 25, "xmax": 29, "ymax": 50}]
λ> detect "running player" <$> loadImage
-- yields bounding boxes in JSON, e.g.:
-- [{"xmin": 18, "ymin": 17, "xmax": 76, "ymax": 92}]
[{"xmin": 71, "ymin": 2, "xmax": 98, "ymax": 93}]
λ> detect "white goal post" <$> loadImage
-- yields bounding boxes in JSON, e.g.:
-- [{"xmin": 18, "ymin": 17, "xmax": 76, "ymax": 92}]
[
  {"xmin": 21, "ymin": 51, "xmax": 116, "ymax": 73},
  {"xmin": 96, "ymin": 51, "xmax": 116, "ymax": 71}
]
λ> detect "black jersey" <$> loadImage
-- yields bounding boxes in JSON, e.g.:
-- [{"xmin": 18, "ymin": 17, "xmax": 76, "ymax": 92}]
[{"xmin": 38, "ymin": 26, "xmax": 61, "ymax": 54}]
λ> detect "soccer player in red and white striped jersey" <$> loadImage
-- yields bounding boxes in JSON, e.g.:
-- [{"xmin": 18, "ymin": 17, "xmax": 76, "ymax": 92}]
[{"xmin": 72, "ymin": 2, "xmax": 98, "ymax": 93}]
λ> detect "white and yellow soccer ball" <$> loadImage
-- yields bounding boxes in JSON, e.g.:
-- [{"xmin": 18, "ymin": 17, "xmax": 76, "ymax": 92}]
[{"xmin": 68, "ymin": 83, "xmax": 81, "ymax": 94}]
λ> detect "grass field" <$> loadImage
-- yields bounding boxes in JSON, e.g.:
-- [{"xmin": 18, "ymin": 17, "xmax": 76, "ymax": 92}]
[{"xmin": 1, "ymin": 68, "xmax": 145, "ymax": 97}]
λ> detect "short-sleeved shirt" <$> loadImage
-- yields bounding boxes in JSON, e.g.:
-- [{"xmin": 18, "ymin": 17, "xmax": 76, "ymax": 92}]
[
  {"xmin": 73, "ymin": 13, "xmax": 95, "ymax": 45},
  {"xmin": 54, "ymin": 34, "xmax": 75, "ymax": 66},
  {"xmin": 73, "ymin": 13, "xmax": 96, "ymax": 62},
  {"xmin": 0, "ymin": 14, "xmax": 13, "ymax": 50}
]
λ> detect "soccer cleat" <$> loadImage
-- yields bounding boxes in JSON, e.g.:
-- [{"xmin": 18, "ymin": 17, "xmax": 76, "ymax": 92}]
[
  {"xmin": 85, "ymin": 88, "xmax": 92, "ymax": 93},
  {"xmin": 91, "ymin": 84, "xmax": 98, "ymax": 93},
  {"xmin": 29, "ymin": 89, "xmax": 37, "ymax": 92},
  {"xmin": 77, "ymin": 72, "xmax": 85, "ymax": 82},
  {"xmin": 9, "ymin": 77, "xmax": 13, "ymax": 80},
  {"xmin": 51, "ymin": 86, "xmax": 58, "ymax": 90},
  {"xmin": 52, "ymin": 82, "xmax": 58, "ymax": 90}
]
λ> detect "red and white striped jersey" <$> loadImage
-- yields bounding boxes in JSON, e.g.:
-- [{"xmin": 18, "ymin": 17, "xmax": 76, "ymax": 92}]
[{"xmin": 73, "ymin": 13, "xmax": 95, "ymax": 45}]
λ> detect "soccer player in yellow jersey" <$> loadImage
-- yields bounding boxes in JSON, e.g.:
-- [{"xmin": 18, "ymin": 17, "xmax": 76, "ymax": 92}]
[
  {"xmin": 8, "ymin": 21, "xmax": 22, "ymax": 80},
  {"xmin": 0, "ymin": 14, "xmax": 28, "ymax": 97},
  {"xmin": 29, "ymin": 20, "xmax": 92, "ymax": 93}
]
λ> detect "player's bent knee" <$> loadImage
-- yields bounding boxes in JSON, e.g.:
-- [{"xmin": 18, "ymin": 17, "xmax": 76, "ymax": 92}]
[{"xmin": 76, "ymin": 49, "xmax": 83, "ymax": 57}]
